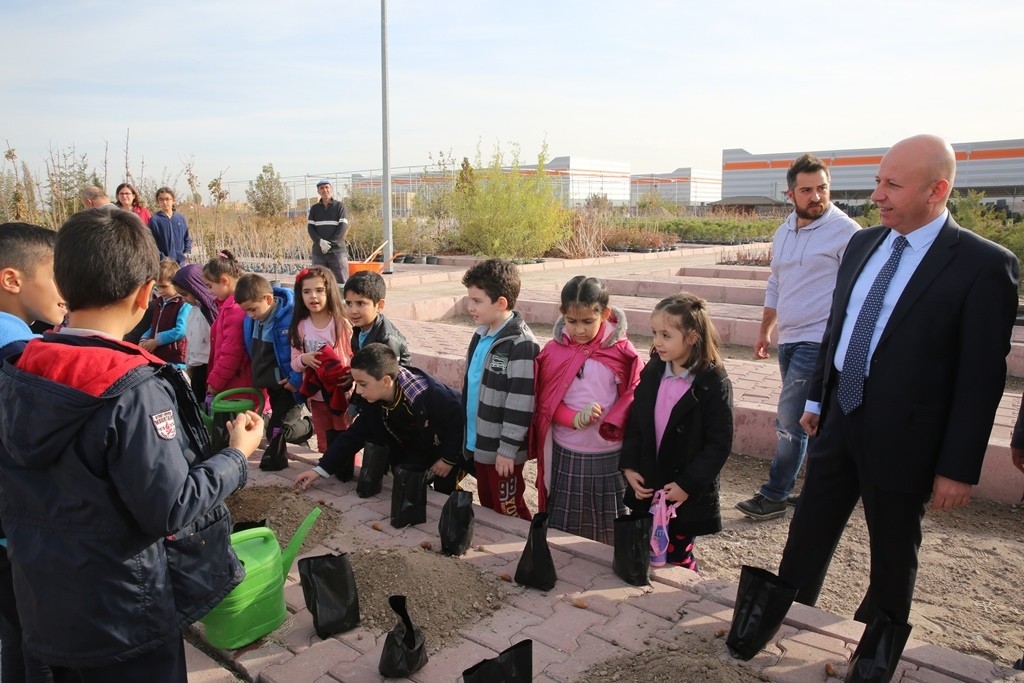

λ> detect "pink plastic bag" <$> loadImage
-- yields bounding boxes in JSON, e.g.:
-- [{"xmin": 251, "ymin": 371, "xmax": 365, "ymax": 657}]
[{"xmin": 649, "ymin": 489, "xmax": 681, "ymax": 567}]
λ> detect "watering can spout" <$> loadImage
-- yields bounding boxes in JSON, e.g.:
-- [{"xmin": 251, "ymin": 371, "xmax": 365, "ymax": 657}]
[{"xmin": 280, "ymin": 507, "xmax": 321, "ymax": 577}]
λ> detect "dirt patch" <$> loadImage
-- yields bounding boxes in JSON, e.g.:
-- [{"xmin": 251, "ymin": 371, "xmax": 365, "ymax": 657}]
[
  {"xmin": 578, "ymin": 632, "xmax": 767, "ymax": 683},
  {"xmin": 347, "ymin": 545, "xmax": 507, "ymax": 653},
  {"xmin": 705, "ymin": 453, "xmax": 1024, "ymax": 666},
  {"xmin": 225, "ymin": 485, "xmax": 343, "ymax": 552}
]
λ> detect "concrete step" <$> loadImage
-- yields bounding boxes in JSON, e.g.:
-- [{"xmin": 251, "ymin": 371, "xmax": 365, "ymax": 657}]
[
  {"xmin": 602, "ymin": 275, "xmax": 768, "ymax": 306},
  {"xmin": 678, "ymin": 264, "xmax": 772, "ymax": 281},
  {"xmin": 389, "ymin": 317, "xmax": 1024, "ymax": 504},
  {"xmin": 515, "ymin": 289, "xmax": 765, "ymax": 347}
]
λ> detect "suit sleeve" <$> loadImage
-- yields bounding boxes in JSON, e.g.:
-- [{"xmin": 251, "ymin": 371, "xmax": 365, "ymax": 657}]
[
  {"xmin": 676, "ymin": 375, "xmax": 734, "ymax": 496},
  {"xmin": 935, "ymin": 250, "xmax": 1020, "ymax": 483}
]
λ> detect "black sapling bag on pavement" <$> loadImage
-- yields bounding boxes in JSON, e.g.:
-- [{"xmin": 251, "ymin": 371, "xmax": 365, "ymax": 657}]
[
  {"xmin": 462, "ymin": 639, "xmax": 533, "ymax": 682},
  {"xmin": 612, "ymin": 512, "xmax": 653, "ymax": 586},
  {"xmin": 356, "ymin": 443, "xmax": 389, "ymax": 498},
  {"xmin": 378, "ymin": 595, "xmax": 428, "ymax": 677},
  {"xmin": 438, "ymin": 490, "xmax": 475, "ymax": 556},
  {"xmin": 390, "ymin": 466, "xmax": 432, "ymax": 527},
  {"xmin": 298, "ymin": 553, "xmax": 361, "ymax": 638},
  {"xmin": 514, "ymin": 512, "xmax": 557, "ymax": 591}
]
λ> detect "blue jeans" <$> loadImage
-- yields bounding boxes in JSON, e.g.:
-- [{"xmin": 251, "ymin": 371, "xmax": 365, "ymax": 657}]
[{"xmin": 759, "ymin": 341, "xmax": 819, "ymax": 502}]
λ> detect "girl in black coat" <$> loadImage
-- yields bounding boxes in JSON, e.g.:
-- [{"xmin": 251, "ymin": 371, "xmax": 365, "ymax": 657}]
[{"xmin": 620, "ymin": 293, "xmax": 733, "ymax": 571}]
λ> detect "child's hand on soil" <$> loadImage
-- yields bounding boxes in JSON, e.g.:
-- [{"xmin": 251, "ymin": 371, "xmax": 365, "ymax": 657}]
[
  {"xmin": 624, "ymin": 469, "xmax": 653, "ymax": 499},
  {"xmin": 226, "ymin": 410, "xmax": 264, "ymax": 456},
  {"xmin": 294, "ymin": 470, "xmax": 321, "ymax": 492}
]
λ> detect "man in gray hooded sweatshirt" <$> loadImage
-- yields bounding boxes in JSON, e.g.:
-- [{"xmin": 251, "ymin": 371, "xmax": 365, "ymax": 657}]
[{"xmin": 737, "ymin": 153, "xmax": 860, "ymax": 520}]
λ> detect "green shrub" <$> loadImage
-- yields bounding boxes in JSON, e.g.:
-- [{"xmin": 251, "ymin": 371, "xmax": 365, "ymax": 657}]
[{"xmin": 452, "ymin": 143, "xmax": 568, "ymax": 259}]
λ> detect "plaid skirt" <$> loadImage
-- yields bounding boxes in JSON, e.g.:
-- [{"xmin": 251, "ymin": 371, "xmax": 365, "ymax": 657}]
[{"xmin": 548, "ymin": 441, "xmax": 627, "ymax": 545}]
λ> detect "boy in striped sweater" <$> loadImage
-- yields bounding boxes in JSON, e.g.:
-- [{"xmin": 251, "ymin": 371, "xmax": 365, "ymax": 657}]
[{"xmin": 461, "ymin": 259, "xmax": 540, "ymax": 519}]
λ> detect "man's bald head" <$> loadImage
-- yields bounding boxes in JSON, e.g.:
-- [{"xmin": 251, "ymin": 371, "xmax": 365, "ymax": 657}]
[
  {"xmin": 81, "ymin": 185, "xmax": 110, "ymax": 208},
  {"xmin": 888, "ymin": 134, "xmax": 956, "ymax": 199},
  {"xmin": 871, "ymin": 134, "xmax": 956, "ymax": 234}
]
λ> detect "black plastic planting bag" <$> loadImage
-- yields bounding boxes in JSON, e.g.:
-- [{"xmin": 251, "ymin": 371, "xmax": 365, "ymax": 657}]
[
  {"xmin": 726, "ymin": 565, "xmax": 798, "ymax": 660},
  {"xmin": 462, "ymin": 639, "xmax": 533, "ymax": 682},
  {"xmin": 259, "ymin": 430, "xmax": 288, "ymax": 471},
  {"xmin": 390, "ymin": 466, "xmax": 431, "ymax": 528},
  {"xmin": 514, "ymin": 512, "xmax": 557, "ymax": 590},
  {"xmin": 210, "ymin": 411, "xmax": 232, "ymax": 454},
  {"xmin": 612, "ymin": 512, "xmax": 652, "ymax": 586},
  {"xmin": 298, "ymin": 553, "xmax": 360, "ymax": 639},
  {"xmin": 356, "ymin": 443, "xmax": 389, "ymax": 498},
  {"xmin": 231, "ymin": 518, "xmax": 266, "ymax": 534},
  {"xmin": 438, "ymin": 490, "xmax": 475, "ymax": 556},
  {"xmin": 378, "ymin": 595, "xmax": 428, "ymax": 677}
]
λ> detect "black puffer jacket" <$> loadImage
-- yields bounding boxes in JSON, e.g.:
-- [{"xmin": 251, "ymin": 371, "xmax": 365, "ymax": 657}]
[
  {"xmin": 620, "ymin": 357, "xmax": 733, "ymax": 536},
  {"xmin": 0, "ymin": 333, "xmax": 247, "ymax": 667}
]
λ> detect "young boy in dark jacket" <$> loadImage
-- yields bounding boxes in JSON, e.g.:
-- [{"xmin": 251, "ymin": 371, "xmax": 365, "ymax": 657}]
[
  {"xmin": 0, "ymin": 222, "xmax": 66, "ymax": 683},
  {"xmin": 294, "ymin": 343, "xmax": 463, "ymax": 491},
  {"xmin": 237, "ymin": 273, "xmax": 313, "ymax": 444},
  {"xmin": 0, "ymin": 209, "xmax": 264, "ymax": 681},
  {"xmin": 343, "ymin": 270, "xmax": 411, "ymax": 364}
]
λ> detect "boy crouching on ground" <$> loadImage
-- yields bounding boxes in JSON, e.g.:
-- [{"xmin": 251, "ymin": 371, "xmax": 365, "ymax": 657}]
[{"xmin": 294, "ymin": 343, "xmax": 463, "ymax": 491}]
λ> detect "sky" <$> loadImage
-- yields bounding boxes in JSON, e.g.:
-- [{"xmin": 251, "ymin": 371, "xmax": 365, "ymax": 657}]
[{"xmin": 3, "ymin": 0, "xmax": 1022, "ymax": 202}]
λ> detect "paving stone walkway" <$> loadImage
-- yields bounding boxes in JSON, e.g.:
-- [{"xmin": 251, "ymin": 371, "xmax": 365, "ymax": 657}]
[{"xmin": 183, "ymin": 246, "xmax": 1024, "ymax": 681}]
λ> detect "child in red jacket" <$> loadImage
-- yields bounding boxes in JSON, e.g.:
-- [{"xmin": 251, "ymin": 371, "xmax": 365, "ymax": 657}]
[
  {"xmin": 530, "ymin": 276, "xmax": 642, "ymax": 543},
  {"xmin": 202, "ymin": 250, "xmax": 252, "ymax": 398}
]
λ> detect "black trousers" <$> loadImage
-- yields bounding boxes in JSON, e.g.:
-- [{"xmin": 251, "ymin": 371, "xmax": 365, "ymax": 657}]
[
  {"xmin": 777, "ymin": 383, "xmax": 929, "ymax": 624},
  {"xmin": 264, "ymin": 384, "xmax": 309, "ymax": 444},
  {"xmin": 311, "ymin": 248, "xmax": 347, "ymax": 285},
  {"xmin": 186, "ymin": 363, "xmax": 207, "ymax": 403},
  {"xmin": 50, "ymin": 636, "xmax": 185, "ymax": 683},
  {"xmin": 0, "ymin": 546, "xmax": 53, "ymax": 682}
]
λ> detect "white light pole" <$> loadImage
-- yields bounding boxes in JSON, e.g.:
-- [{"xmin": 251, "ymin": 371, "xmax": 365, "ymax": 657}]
[{"xmin": 380, "ymin": 0, "xmax": 394, "ymax": 272}]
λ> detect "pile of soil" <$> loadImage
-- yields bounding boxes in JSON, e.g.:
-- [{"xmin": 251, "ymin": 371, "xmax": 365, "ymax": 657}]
[
  {"xmin": 579, "ymin": 633, "xmax": 766, "ymax": 682},
  {"xmin": 348, "ymin": 546, "xmax": 507, "ymax": 652},
  {"xmin": 225, "ymin": 485, "xmax": 342, "ymax": 551}
]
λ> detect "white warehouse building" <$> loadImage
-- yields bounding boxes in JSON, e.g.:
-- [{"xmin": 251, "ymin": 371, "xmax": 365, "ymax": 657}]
[
  {"xmin": 630, "ymin": 168, "xmax": 722, "ymax": 207},
  {"xmin": 722, "ymin": 138, "xmax": 1024, "ymax": 209},
  {"xmin": 542, "ymin": 156, "xmax": 632, "ymax": 207}
]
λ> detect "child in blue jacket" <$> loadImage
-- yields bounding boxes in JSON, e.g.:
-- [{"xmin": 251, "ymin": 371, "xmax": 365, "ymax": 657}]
[{"xmin": 237, "ymin": 274, "xmax": 313, "ymax": 453}]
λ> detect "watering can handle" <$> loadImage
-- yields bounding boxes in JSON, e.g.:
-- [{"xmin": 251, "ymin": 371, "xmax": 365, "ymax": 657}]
[
  {"xmin": 229, "ymin": 526, "xmax": 276, "ymax": 546},
  {"xmin": 213, "ymin": 387, "xmax": 266, "ymax": 415}
]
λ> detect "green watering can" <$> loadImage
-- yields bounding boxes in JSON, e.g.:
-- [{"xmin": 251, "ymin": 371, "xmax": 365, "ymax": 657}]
[
  {"xmin": 203, "ymin": 388, "xmax": 266, "ymax": 452},
  {"xmin": 201, "ymin": 507, "xmax": 321, "ymax": 649}
]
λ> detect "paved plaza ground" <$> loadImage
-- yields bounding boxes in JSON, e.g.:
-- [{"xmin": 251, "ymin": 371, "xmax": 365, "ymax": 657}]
[{"xmin": 185, "ymin": 246, "xmax": 1024, "ymax": 682}]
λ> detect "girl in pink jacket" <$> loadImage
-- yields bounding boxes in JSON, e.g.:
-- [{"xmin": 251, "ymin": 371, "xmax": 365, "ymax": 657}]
[
  {"xmin": 530, "ymin": 276, "xmax": 642, "ymax": 543},
  {"xmin": 202, "ymin": 250, "xmax": 253, "ymax": 397}
]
